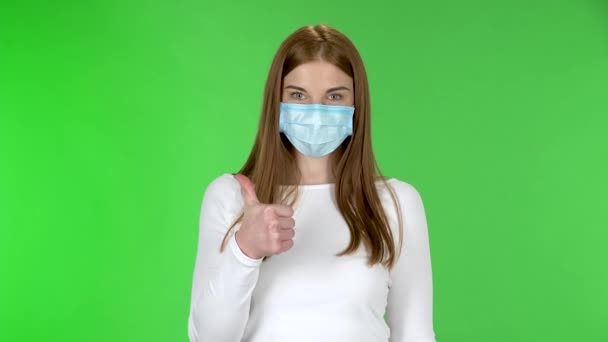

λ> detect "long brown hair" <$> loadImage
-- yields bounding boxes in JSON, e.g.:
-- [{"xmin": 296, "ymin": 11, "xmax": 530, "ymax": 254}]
[{"xmin": 219, "ymin": 24, "xmax": 404, "ymax": 270}]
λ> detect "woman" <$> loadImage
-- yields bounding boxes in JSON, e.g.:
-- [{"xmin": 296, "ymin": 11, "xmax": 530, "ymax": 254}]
[{"xmin": 187, "ymin": 24, "xmax": 437, "ymax": 342}]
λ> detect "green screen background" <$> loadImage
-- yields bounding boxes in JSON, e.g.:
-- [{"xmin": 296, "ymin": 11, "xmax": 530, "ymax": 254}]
[{"xmin": 1, "ymin": 0, "xmax": 607, "ymax": 341}]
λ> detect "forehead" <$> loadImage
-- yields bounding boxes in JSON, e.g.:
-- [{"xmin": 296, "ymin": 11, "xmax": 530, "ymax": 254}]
[{"xmin": 283, "ymin": 60, "xmax": 353, "ymax": 88}]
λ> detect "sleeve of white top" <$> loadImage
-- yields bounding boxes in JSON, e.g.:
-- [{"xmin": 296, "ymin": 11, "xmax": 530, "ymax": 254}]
[
  {"xmin": 386, "ymin": 180, "xmax": 437, "ymax": 342},
  {"xmin": 187, "ymin": 174, "xmax": 264, "ymax": 342}
]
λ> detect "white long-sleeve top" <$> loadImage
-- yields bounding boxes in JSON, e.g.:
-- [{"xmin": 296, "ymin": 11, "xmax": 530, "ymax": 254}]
[{"xmin": 187, "ymin": 173, "xmax": 437, "ymax": 342}]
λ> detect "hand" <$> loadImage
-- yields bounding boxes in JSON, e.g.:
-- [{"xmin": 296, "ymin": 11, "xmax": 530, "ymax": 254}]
[{"xmin": 233, "ymin": 174, "xmax": 296, "ymax": 259}]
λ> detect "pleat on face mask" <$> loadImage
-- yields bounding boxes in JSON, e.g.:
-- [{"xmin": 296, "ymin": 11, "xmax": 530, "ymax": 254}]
[{"xmin": 279, "ymin": 102, "xmax": 355, "ymax": 157}]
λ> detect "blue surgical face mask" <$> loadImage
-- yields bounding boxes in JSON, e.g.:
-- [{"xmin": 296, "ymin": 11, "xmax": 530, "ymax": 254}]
[{"xmin": 279, "ymin": 102, "xmax": 355, "ymax": 158}]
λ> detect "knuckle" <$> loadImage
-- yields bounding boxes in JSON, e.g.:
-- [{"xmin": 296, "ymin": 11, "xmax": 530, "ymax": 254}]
[
  {"xmin": 263, "ymin": 206, "xmax": 275, "ymax": 219},
  {"xmin": 271, "ymin": 241, "xmax": 282, "ymax": 253},
  {"xmin": 277, "ymin": 205, "xmax": 292, "ymax": 217},
  {"xmin": 270, "ymin": 230, "xmax": 280, "ymax": 240},
  {"xmin": 267, "ymin": 219, "xmax": 279, "ymax": 230},
  {"xmin": 284, "ymin": 240, "xmax": 294, "ymax": 251}
]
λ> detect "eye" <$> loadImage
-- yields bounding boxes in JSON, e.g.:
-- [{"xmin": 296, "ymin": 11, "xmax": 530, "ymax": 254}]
[
  {"xmin": 290, "ymin": 91, "xmax": 305, "ymax": 100},
  {"xmin": 328, "ymin": 93, "xmax": 343, "ymax": 101}
]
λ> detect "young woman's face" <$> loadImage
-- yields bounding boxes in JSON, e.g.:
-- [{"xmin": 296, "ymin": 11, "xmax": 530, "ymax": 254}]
[{"xmin": 281, "ymin": 60, "xmax": 354, "ymax": 106}]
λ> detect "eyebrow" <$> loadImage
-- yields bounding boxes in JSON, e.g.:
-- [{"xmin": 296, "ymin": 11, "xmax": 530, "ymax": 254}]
[{"xmin": 284, "ymin": 85, "xmax": 351, "ymax": 93}]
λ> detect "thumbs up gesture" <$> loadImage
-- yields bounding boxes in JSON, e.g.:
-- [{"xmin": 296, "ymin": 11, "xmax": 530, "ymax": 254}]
[{"xmin": 233, "ymin": 174, "xmax": 296, "ymax": 259}]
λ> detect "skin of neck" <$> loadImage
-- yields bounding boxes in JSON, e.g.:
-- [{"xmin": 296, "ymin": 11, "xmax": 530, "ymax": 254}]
[{"xmin": 294, "ymin": 149, "xmax": 338, "ymax": 185}]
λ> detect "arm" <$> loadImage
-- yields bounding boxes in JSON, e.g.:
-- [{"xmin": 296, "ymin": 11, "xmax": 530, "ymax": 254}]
[
  {"xmin": 386, "ymin": 181, "xmax": 437, "ymax": 342},
  {"xmin": 187, "ymin": 174, "xmax": 263, "ymax": 342}
]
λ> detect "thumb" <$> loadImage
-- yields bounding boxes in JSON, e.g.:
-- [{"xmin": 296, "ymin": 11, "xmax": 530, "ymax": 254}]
[{"xmin": 234, "ymin": 174, "xmax": 260, "ymax": 206}]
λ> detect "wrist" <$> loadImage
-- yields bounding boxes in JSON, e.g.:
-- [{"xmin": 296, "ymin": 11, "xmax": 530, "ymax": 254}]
[{"xmin": 235, "ymin": 231, "xmax": 262, "ymax": 259}]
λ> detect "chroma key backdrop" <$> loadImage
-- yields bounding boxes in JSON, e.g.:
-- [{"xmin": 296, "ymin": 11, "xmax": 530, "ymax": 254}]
[{"xmin": 1, "ymin": 0, "xmax": 607, "ymax": 341}]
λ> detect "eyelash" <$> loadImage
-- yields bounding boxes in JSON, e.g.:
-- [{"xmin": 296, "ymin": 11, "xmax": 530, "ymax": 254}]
[
  {"xmin": 290, "ymin": 92, "xmax": 343, "ymax": 101},
  {"xmin": 291, "ymin": 91, "xmax": 305, "ymax": 100}
]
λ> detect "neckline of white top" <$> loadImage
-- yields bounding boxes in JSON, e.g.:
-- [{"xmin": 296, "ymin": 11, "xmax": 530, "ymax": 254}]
[{"xmin": 279, "ymin": 177, "xmax": 397, "ymax": 190}]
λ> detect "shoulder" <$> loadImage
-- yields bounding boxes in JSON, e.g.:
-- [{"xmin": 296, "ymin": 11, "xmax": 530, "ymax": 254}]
[
  {"xmin": 198, "ymin": 173, "xmax": 245, "ymax": 227},
  {"xmin": 201, "ymin": 173, "xmax": 244, "ymax": 212},
  {"xmin": 378, "ymin": 177, "xmax": 428, "ymax": 235},
  {"xmin": 204, "ymin": 173, "xmax": 241, "ymax": 196},
  {"xmin": 380, "ymin": 177, "xmax": 430, "ymax": 257},
  {"xmin": 379, "ymin": 177, "xmax": 424, "ymax": 208}
]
